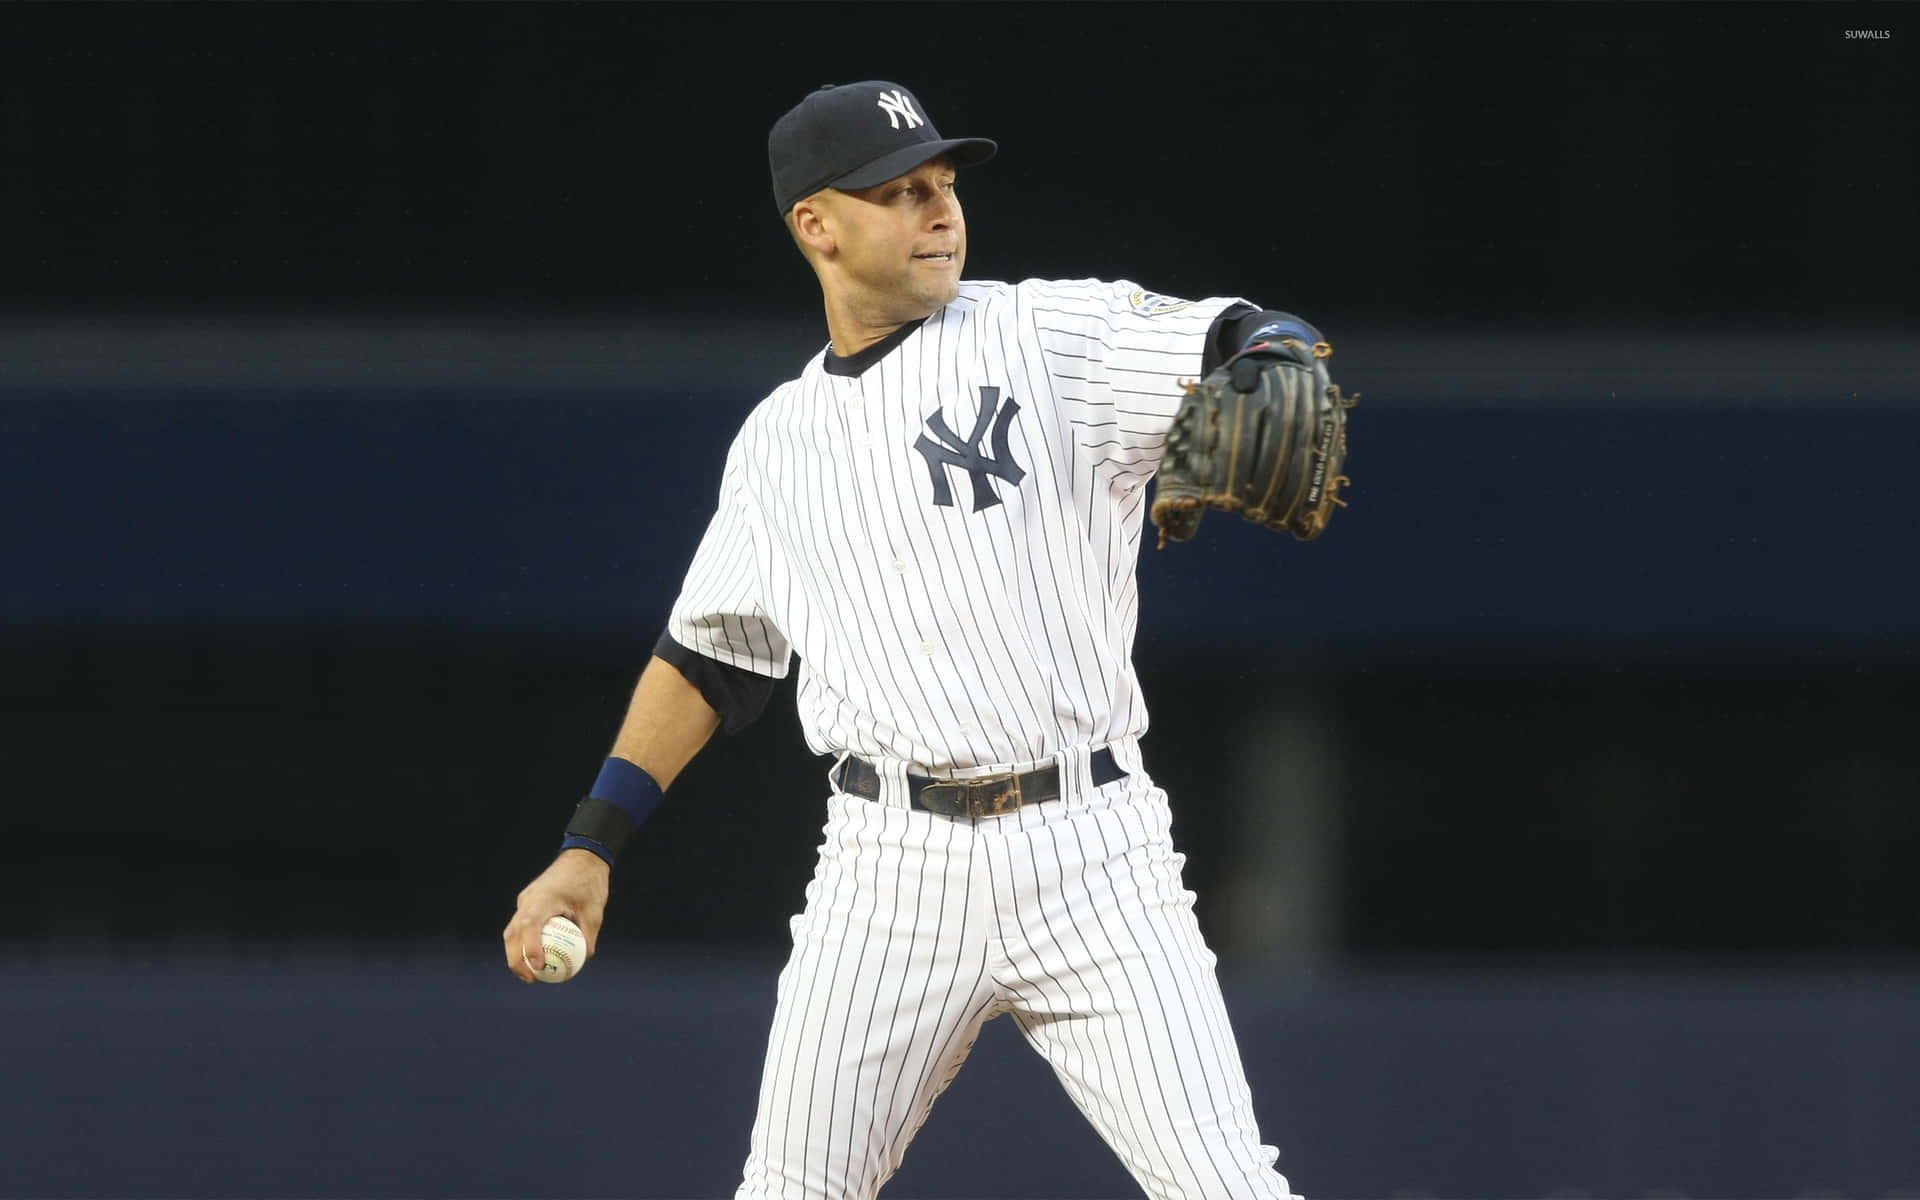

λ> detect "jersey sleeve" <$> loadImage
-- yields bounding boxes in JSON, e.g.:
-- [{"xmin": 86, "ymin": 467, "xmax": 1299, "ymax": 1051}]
[
  {"xmin": 1026, "ymin": 278, "xmax": 1253, "ymax": 480},
  {"xmin": 664, "ymin": 436, "xmax": 792, "ymax": 680}
]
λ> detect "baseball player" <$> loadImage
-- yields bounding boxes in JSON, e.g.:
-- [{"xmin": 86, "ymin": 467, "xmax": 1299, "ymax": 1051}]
[{"xmin": 504, "ymin": 81, "xmax": 1351, "ymax": 1200}]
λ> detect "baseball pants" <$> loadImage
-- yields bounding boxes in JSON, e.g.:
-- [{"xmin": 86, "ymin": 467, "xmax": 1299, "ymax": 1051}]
[{"xmin": 732, "ymin": 744, "xmax": 1300, "ymax": 1200}]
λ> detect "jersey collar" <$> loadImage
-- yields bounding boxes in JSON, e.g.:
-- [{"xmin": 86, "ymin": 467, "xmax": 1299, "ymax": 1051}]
[{"xmin": 822, "ymin": 317, "xmax": 928, "ymax": 378}]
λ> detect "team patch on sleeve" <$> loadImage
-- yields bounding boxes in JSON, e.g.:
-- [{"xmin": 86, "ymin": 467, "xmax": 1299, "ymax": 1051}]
[{"xmin": 1127, "ymin": 288, "xmax": 1195, "ymax": 317}]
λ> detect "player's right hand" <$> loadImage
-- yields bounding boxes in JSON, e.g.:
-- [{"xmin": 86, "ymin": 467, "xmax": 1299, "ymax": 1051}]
[{"xmin": 502, "ymin": 848, "xmax": 611, "ymax": 983}]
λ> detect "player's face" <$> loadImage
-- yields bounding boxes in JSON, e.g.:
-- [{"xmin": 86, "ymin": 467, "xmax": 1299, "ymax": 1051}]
[{"xmin": 830, "ymin": 157, "xmax": 966, "ymax": 318}]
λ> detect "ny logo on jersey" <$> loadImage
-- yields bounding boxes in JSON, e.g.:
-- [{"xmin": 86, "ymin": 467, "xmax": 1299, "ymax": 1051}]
[
  {"xmin": 912, "ymin": 386, "xmax": 1026, "ymax": 512},
  {"xmin": 876, "ymin": 89, "xmax": 924, "ymax": 130}
]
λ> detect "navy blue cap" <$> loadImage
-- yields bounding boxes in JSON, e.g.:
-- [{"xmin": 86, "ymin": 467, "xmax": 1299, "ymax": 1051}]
[{"xmin": 769, "ymin": 81, "xmax": 996, "ymax": 214}]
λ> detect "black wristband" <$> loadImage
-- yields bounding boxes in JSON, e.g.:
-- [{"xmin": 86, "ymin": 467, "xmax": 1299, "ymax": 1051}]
[
  {"xmin": 558, "ymin": 758, "xmax": 665, "ymax": 866},
  {"xmin": 563, "ymin": 796, "xmax": 635, "ymax": 862}
]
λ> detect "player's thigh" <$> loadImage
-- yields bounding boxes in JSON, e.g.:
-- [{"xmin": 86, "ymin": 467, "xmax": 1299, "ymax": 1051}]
[
  {"xmin": 738, "ymin": 798, "xmax": 998, "ymax": 1200},
  {"xmin": 1002, "ymin": 791, "xmax": 1295, "ymax": 1200}
]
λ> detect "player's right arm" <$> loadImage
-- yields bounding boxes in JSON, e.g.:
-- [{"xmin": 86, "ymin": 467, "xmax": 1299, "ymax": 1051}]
[
  {"xmin": 501, "ymin": 654, "xmax": 721, "ymax": 982},
  {"xmin": 503, "ymin": 425, "xmax": 790, "ymax": 983}
]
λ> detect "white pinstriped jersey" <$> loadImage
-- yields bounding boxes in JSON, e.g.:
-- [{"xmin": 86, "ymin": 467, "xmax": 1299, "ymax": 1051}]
[{"xmin": 666, "ymin": 277, "xmax": 1247, "ymax": 774}]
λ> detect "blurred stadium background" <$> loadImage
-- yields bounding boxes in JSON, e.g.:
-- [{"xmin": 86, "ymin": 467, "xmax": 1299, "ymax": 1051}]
[{"xmin": 3, "ymin": 4, "xmax": 1915, "ymax": 1197}]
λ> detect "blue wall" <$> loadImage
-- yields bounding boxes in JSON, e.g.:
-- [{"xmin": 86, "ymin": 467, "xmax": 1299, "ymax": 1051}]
[
  {"xmin": 5, "ymin": 954, "xmax": 1916, "ymax": 1199},
  {"xmin": 10, "ymin": 384, "xmax": 1920, "ymax": 658}
]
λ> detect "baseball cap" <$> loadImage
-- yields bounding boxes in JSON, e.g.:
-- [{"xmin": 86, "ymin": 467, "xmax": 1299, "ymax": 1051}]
[{"xmin": 769, "ymin": 81, "xmax": 996, "ymax": 215}]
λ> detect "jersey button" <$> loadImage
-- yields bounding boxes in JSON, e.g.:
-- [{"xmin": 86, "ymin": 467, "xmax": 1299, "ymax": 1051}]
[
  {"xmin": 919, "ymin": 641, "xmax": 935, "ymax": 656},
  {"xmin": 891, "ymin": 558, "xmax": 907, "ymax": 574}
]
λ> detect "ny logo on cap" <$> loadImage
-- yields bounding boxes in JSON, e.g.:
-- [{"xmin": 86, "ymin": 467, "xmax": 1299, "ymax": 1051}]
[{"xmin": 876, "ymin": 89, "xmax": 924, "ymax": 130}]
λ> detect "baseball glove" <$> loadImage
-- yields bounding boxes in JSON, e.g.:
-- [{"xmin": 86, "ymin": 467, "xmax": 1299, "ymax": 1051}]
[{"xmin": 1150, "ymin": 337, "xmax": 1356, "ymax": 548}]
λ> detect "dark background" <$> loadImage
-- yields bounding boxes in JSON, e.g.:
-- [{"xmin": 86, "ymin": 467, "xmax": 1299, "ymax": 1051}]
[
  {"xmin": 4, "ymin": 2, "xmax": 1913, "ymax": 322},
  {"xmin": 3, "ymin": 3, "xmax": 1917, "ymax": 1197}
]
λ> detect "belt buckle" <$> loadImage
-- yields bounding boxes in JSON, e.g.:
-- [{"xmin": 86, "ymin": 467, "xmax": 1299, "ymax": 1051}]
[
  {"xmin": 918, "ymin": 771, "xmax": 1023, "ymax": 818},
  {"xmin": 965, "ymin": 772, "xmax": 1022, "ymax": 818}
]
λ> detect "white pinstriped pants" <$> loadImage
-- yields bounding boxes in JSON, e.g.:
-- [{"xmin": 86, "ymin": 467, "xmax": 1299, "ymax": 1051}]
[{"xmin": 733, "ymin": 752, "xmax": 1300, "ymax": 1200}]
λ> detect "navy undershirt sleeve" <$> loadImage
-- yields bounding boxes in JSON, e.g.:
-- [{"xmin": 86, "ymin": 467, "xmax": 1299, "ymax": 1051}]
[
  {"xmin": 1202, "ymin": 305, "xmax": 1325, "ymax": 374},
  {"xmin": 652, "ymin": 631, "xmax": 779, "ymax": 735}
]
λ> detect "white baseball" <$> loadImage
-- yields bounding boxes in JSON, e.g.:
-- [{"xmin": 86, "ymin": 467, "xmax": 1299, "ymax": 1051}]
[{"xmin": 527, "ymin": 915, "xmax": 588, "ymax": 983}]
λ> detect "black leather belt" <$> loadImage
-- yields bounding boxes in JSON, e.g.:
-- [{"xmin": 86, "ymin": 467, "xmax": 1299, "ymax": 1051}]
[{"xmin": 835, "ymin": 748, "xmax": 1126, "ymax": 817}]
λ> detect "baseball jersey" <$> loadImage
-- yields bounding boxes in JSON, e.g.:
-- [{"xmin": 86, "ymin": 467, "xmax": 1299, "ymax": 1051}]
[{"xmin": 665, "ymin": 277, "xmax": 1249, "ymax": 775}]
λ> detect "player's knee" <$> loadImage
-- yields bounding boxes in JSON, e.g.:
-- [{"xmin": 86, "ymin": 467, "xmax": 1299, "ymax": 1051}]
[
  {"xmin": 737, "ymin": 1145, "xmax": 886, "ymax": 1200},
  {"xmin": 1148, "ymin": 1139, "xmax": 1293, "ymax": 1200}
]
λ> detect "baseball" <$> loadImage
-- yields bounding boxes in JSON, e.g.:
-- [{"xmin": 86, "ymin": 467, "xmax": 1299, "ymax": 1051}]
[{"xmin": 528, "ymin": 915, "xmax": 588, "ymax": 983}]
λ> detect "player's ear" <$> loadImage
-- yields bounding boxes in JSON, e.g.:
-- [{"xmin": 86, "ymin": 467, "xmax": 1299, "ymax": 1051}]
[{"xmin": 790, "ymin": 193, "xmax": 837, "ymax": 259}]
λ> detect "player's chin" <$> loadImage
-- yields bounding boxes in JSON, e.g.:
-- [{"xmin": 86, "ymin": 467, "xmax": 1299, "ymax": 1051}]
[{"xmin": 908, "ymin": 269, "xmax": 962, "ymax": 309}]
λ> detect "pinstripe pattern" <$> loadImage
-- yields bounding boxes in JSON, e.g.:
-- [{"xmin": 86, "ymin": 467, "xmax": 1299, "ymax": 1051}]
[
  {"xmin": 673, "ymin": 278, "xmax": 1300, "ymax": 1199},
  {"xmin": 733, "ymin": 775, "xmax": 1297, "ymax": 1200},
  {"xmin": 736, "ymin": 793, "xmax": 999, "ymax": 1199},
  {"xmin": 667, "ymin": 279, "xmax": 1243, "ymax": 774}
]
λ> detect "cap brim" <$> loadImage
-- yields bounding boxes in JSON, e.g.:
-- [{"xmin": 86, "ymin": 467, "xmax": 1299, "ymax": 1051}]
[{"xmin": 828, "ymin": 137, "xmax": 997, "ymax": 193}]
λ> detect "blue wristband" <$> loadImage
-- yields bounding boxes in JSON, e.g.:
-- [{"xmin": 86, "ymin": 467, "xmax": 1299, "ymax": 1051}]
[
  {"xmin": 559, "ymin": 758, "xmax": 665, "ymax": 865},
  {"xmin": 560, "ymin": 834, "xmax": 617, "ymax": 867},
  {"xmin": 1241, "ymin": 318, "xmax": 1317, "ymax": 352},
  {"xmin": 589, "ymin": 757, "xmax": 665, "ymax": 826}
]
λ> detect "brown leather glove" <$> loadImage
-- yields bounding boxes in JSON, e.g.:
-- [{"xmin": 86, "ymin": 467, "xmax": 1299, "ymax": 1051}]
[{"xmin": 1151, "ymin": 337, "xmax": 1356, "ymax": 547}]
